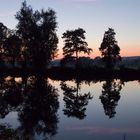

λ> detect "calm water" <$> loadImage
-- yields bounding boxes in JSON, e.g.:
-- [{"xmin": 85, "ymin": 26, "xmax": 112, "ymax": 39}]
[{"xmin": 0, "ymin": 76, "xmax": 140, "ymax": 140}]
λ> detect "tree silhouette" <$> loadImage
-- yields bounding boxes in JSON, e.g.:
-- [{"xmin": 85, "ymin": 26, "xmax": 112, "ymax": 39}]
[
  {"xmin": 62, "ymin": 28, "xmax": 92, "ymax": 63},
  {"xmin": 15, "ymin": 1, "xmax": 58, "ymax": 72},
  {"xmin": 61, "ymin": 79, "xmax": 92, "ymax": 119},
  {"xmin": 0, "ymin": 22, "xmax": 9, "ymax": 65},
  {"xmin": 99, "ymin": 79, "xmax": 123, "ymax": 118},
  {"xmin": 0, "ymin": 23, "xmax": 22, "ymax": 69},
  {"xmin": 0, "ymin": 23, "xmax": 8, "ymax": 49},
  {"xmin": 99, "ymin": 28, "xmax": 121, "ymax": 69},
  {"xmin": 3, "ymin": 33, "xmax": 22, "ymax": 67}
]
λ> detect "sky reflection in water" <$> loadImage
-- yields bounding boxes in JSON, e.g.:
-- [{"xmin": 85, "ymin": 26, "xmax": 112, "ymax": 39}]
[{"xmin": 0, "ymin": 77, "xmax": 140, "ymax": 140}]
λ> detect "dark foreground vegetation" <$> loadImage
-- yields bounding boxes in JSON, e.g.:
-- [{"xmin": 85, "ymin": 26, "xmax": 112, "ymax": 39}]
[
  {"xmin": 48, "ymin": 67, "xmax": 140, "ymax": 81},
  {"xmin": 0, "ymin": 66, "xmax": 140, "ymax": 82}
]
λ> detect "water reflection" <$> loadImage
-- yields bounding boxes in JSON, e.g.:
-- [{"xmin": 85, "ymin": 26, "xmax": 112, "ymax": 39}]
[
  {"xmin": 61, "ymin": 79, "xmax": 93, "ymax": 120},
  {"xmin": 0, "ymin": 77, "xmax": 140, "ymax": 140},
  {"xmin": 99, "ymin": 79, "xmax": 124, "ymax": 118},
  {"xmin": 0, "ymin": 76, "xmax": 23, "ymax": 118},
  {"xmin": 0, "ymin": 75, "xmax": 59, "ymax": 140},
  {"xmin": 0, "ymin": 124, "xmax": 20, "ymax": 140}
]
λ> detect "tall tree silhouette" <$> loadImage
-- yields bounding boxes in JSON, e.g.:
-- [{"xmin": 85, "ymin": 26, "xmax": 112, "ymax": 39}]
[
  {"xmin": 61, "ymin": 80, "xmax": 92, "ymax": 119},
  {"xmin": 62, "ymin": 28, "xmax": 92, "ymax": 62},
  {"xmin": 15, "ymin": 1, "xmax": 58, "ymax": 72},
  {"xmin": 99, "ymin": 28, "xmax": 121, "ymax": 69},
  {"xmin": 99, "ymin": 79, "xmax": 123, "ymax": 118}
]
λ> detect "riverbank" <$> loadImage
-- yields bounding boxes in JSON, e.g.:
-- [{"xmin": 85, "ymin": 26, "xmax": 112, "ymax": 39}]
[
  {"xmin": 0, "ymin": 66, "xmax": 140, "ymax": 82},
  {"xmin": 47, "ymin": 67, "xmax": 140, "ymax": 81},
  {"xmin": 0, "ymin": 56, "xmax": 140, "ymax": 81}
]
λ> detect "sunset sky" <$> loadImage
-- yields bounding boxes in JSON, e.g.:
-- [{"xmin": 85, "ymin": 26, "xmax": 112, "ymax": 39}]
[{"xmin": 0, "ymin": 0, "xmax": 140, "ymax": 58}]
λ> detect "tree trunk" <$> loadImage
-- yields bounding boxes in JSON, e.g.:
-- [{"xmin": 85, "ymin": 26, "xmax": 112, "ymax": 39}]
[{"xmin": 75, "ymin": 48, "xmax": 79, "ymax": 70}]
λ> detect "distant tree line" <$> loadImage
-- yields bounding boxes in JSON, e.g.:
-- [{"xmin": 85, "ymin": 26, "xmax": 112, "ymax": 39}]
[{"xmin": 0, "ymin": 0, "xmax": 121, "ymax": 72}]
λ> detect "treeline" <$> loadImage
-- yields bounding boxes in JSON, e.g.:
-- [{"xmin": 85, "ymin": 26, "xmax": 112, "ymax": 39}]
[{"xmin": 0, "ymin": 1, "xmax": 121, "ymax": 73}]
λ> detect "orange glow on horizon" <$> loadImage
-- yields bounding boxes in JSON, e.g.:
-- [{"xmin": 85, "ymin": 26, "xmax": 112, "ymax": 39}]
[
  {"xmin": 56, "ymin": 43, "xmax": 140, "ymax": 59},
  {"xmin": 55, "ymin": 49, "xmax": 140, "ymax": 60},
  {"xmin": 120, "ymin": 49, "xmax": 140, "ymax": 57}
]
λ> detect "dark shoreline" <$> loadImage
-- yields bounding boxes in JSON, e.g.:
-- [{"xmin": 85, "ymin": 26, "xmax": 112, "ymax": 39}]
[
  {"xmin": 0, "ymin": 67, "xmax": 140, "ymax": 82},
  {"xmin": 48, "ymin": 68, "xmax": 140, "ymax": 81}
]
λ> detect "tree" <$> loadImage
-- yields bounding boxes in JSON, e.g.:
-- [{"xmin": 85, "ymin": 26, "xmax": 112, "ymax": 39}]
[
  {"xmin": 0, "ymin": 23, "xmax": 20, "ymax": 69},
  {"xmin": 62, "ymin": 28, "xmax": 92, "ymax": 61},
  {"xmin": 15, "ymin": 1, "xmax": 58, "ymax": 72},
  {"xmin": 0, "ymin": 23, "xmax": 9, "ymax": 60},
  {"xmin": 99, "ymin": 28, "xmax": 121, "ymax": 69},
  {"xmin": 3, "ymin": 32, "xmax": 22, "ymax": 67}
]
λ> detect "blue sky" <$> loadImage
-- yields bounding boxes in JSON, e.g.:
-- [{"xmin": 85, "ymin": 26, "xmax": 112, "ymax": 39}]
[{"xmin": 0, "ymin": 0, "xmax": 140, "ymax": 57}]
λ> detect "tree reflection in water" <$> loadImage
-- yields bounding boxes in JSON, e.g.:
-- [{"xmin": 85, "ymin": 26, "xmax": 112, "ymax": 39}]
[
  {"xmin": 99, "ymin": 79, "xmax": 124, "ymax": 118},
  {"xmin": 0, "ymin": 75, "xmax": 59, "ymax": 140},
  {"xmin": 0, "ymin": 124, "xmax": 20, "ymax": 140},
  {"xmin": 61, "ymin": 79, "xmax": 93, "ymax": 120},
  {"xmin": 0, "ymin": 76, "xmax": 23, "ymax": 118}
]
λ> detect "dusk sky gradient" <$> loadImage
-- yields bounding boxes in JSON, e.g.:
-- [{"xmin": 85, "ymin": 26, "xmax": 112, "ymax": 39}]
[{"xmin": 0, "ymin": 0, "xmax": 140, "ymax": 58}]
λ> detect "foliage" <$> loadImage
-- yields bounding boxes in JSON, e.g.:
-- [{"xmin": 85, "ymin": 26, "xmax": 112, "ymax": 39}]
[
  {"xmin": 0, "ymin": 23, "xmax": 8, "ymax": 45},
  {"xmin": 15, "ymin": 1, "xmax": 58, "ymax": 70},
  {"xmin": 0, "ymin": 23, "xmax": 8, "ymax": 58},
  {"xmin": 62, "ymin": 28, "xmax": 92, "ymax": 61},
  {"xmin": 0, "ymin": 23, "xmax": 22, "ymax": 68},
  {"xmin": 3, "ymin": 33, "xmax": 22, "ymax": 66},
  {"xmin": 99, "ymin": 28, "xmax": 121, "ymax": 69}
]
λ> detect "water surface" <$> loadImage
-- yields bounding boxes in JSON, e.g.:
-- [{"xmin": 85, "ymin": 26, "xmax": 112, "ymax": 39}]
[{"xmin": 0, "ymin": 76, "xmax": 140, "ymax": 140}]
